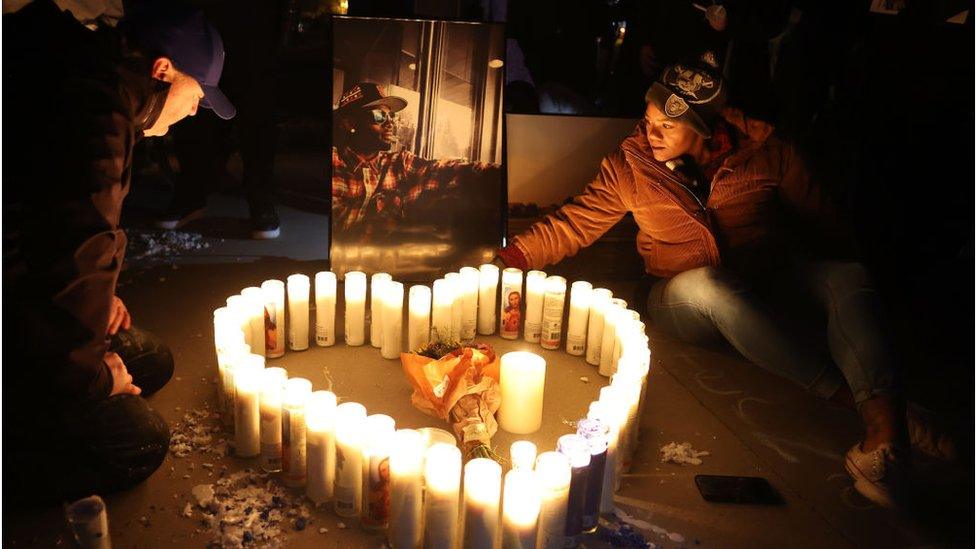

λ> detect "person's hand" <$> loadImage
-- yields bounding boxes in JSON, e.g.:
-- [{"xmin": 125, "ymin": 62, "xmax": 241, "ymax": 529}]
[
  {"xmin": 107, "ymin": 296, "xmax": 131, "ymax": 335},
  {"xmin": 705, "ymin": 4, "xmax": 727, "ymax": 31},
  {"xmin": 106, "ymin": 352, "xmax": 141, "ymax": 396}
]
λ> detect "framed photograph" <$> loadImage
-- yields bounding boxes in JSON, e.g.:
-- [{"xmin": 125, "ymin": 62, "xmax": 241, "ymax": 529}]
[{"xmin": 330, "ymin": 15, "xmax": 506, "ymax": 280}]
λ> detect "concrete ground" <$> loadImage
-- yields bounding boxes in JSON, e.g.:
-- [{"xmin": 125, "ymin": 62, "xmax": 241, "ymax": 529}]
[{"xmin": 3, "ymin": 190, "xmax": 971, "ymax": 548}]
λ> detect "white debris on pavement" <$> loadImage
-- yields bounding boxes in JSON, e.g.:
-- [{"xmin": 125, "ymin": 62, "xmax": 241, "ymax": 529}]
[
  {"xmin": 659, "ymin": 441, "xmax": 710, "ymax": 466},
  {"xmin": 169, "ymin": 404, "xmax": 228, "ymax": 458},
  {"xmin": 128, "ymin": 230, "xmax": 211, "ymax": 261}
]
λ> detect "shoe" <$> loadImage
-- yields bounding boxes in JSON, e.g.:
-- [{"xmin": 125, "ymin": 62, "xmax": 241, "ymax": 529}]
[
  {"xmin": 155, "ymin": 200, "xmax": 206, "ymax": 230},
  {"xmin": 844, "ymin": 442, "xmax": 909, "ymax": 511},
  {"xmin": 906, "ymin": 402, "xmax": 958, "ymax": 462},
  {"xmin": 250, "ymin": 202, "xmax": 280, "ymax": 239}
]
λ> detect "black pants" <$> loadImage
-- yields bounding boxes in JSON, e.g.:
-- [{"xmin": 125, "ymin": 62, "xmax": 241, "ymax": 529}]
[{"xmin": 5, "ymin": 327, "xmax": 174, "ymax": 504}]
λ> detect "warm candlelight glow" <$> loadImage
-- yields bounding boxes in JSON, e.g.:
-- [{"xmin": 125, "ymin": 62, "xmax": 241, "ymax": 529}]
[
  {"xmin": 431, "ymin": 278, "xmax": 453, "ymax": 343},
  {"xmin": 344, "ymin": 271, "xmax": 367, "ymax": 346},
  {"xmin": 463, "ymin": 457, "xmax": 502, "ymax": 549},
  {"xmin": 407, "ymin": 285, "xmax": 432, "ymax": 352},
  {"xmin": 371, "ymin": 272, "xmax": 392, "ymax": 348},
  {"xmin": 459, "ymin": 267, "xmax": 480, "ymax": 341},
  {"xmin": 334, "ymin": 401, "xmax": 367, "ymax": 517},
  {"xmin": 424, "ymin": 443, "xmax": 462, "ymax": 549},
  {"xmin": 523, "ymin": 270, "xmax": 547, "ymax": 343},
  {"xmin": 241, "ymin": 287, "xmax": 267, "ymax": 357},
  {"xmin": 260, "ymin": 280, "xmax": 286, "ymax": 357},
  {"xmin": 540, "ymin": 276, "xmax": 567, "ymax": 350},
  {"xmin": 566, "ymin": 281, "xmax": 592, "ymax": 356},
  {"xmin": 259, "ymin": 367, "xmax": 287, "ymax": 473},
  {"xmin": 381, "ymin": 281, "xmax": 404, "ymax": 360},
  {"xmin": 389, "ymin": 429, "xmax": 426, "ymax": 548},
  {"xmin": 286, "ymin": 274, "xmax": 310, "ymax": 351},
  {"xmin": 502, "ymin": 469, "xmax": 541, "ymax": 548},
  {"xmin": 498, "ymin": 351, "xmax": 547, "ymax": 435},
  {"xmin": 233, "ymin": 353, "xmax": 265, "ymax": 457},
  {"xmin": 283, "ymin": 377, "xmax": 312, "ymax": 488},
  {"xmin": 314, "ymin": 271, "xmax": 337, "ymax": 347},
  {"xmin": 477, "ymin": 264, "xmax": 499, "ymax": 335},
  {"xmin": 362, "ymin": 414, "xmax": 396, "ymax": 529},
  {"xmin": 534, "ymin": 451, "xmax": 571, "ymax": 549},
  {"xmin": 585, "ymin": 288, "xmax": 613, "ymax": 366},
  {"xmin": 499, "ymin": 268, "xmax": 523, "ymax": 340},
  {"xmin": 306, "ymin": 390, "xmax": 338, "ymax": 504},
  {"xmin": 510, "ymin": 440, "xmax": 537, "ymax": 471}
]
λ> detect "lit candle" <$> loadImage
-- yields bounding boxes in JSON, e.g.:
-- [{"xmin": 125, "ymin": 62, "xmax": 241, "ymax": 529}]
[
  {"xmin": 463, "ymin": 458, "xmax": 502, "ymax": 549},
  {"xmin": 459, "ymin": 267, "xmax": 480, "ymax": 342},
  {"xmin": 575, "ymin": 418, "xmax": 609, "ymax": 532},
  {"xmin": 534, "ymin": 452, "xmax": 570, "ymax": 549},
  {"xmin": 540, "ymin": 276, "xmax": 566, "ymax": 350},
  {"xmin": 362, "ymin": 414, "xmax": 396, "ymax": 530},
  {"xmin": 334, "ymin": 401, "xmax": 367, "ymax": 517},
  {"xmin": 259, "ymin": 367, "xmax": 287, "ymax": 473},
  {"xmin": 510, "ymin": 440, "xmax": 537, "ymax": 471},
  {"xmin": 214, "ymin": 307, "xmax": 248, "ymax": 424},
  {"xmin": 240, "ymin": 287, "xmax": 267, "ymax": 357},
  {"xmin": 344, "ymin": 271, "xmax": 367, "ymax": 346},
  {"xmin": 619, "ymin": 347, "xmax": 651, "ymax": 424},
  {"xmin": 419, "ymin": 427, "xmax": 456, "ymax": 449},
  {"xmin": 445, "ymin": 272, "xmax": 463, "ymax": 341},
  {"xmin": 598, "ymin": 302, "xmax": 624, "ymax": 377},
  {"xmin": 610, "ymin": 373, "xmax": 642, "ymax": 472},
  {"xmin": 424, "ymin": 443, "xmax": 462, "ymax": 549},
  {"xmin": 233, "ymin": 353, "xmax": 264, "ymax": 457},
  {"xmin": 314, "ymin": 271, "xmax": 337, "ymax": 347},
  {"xmin": 522, "ymin": 270, "xmax": 547, "ymax": 343},
  {"xmin": 556, "ymin": 434, "xmax": 591, "ymax": 548},
  {"xmin": 286, "ymin": 274, "xmax": 310, "ymax": 351},
  {"xmin": 502, "ymin": 469, "xmax": 540, "ymax": 549},
  {"xmin": 585, "ymin": 289, "xmax": 613, "ymax": 366},
  {"xmin": 565, "ymin": 281, "xmax": 592, "ymax": 356},
  {"xmin": 498, "ymin": 352, "xmax": 546, "ymax": 435},
  {"xmin": 283, "ymin": 377, "xmax": 312, "ymax": 487},
  {"xmin": 225, "ymin": 294, "xmax": 253, "ymax": 347},
  {"xmin": 498, "ymin": 268, "xmax": 523, "ymax": 339},
  {"xmin": 306, "ymin": 390, "xmax": 337, "ymax": 505},
  {"xmin": 381, "ymin": 281, "xmax": 404, "ymax": 360},
  {"xmin": 260, "ymin": 280, "xmax": 286, "ymax": 357},
  {"xmin": 593, "ymin": 392, "xmax": 627, "ymax": 512},
  {"xmin": 389, "ymin": 429, "xmax": 426, "ymax": 548},
  {"xmin": 371, "ymin": 273, "xmax": 392, "ymax": 348},
  {"xmin": 431, "ymin": 278, "xmax": 453, "ymax": 343},
  {"xmin": 407, "ymin": 285, "xmax": 431, "ymax": 352},
  {"xmin": 477, "ymin": 264, "xmax": 499, "ymax": 335}
]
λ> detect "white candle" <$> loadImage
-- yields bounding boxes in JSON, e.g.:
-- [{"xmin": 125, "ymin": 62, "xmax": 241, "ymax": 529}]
[
  {"xmin": 610, "ymin": 373, "xmax": 642, "ymax": 472},
  {"xmin": 459, "ymin": 267, "xmax": 480, "ymax": 341},
  {"xmin": 463, "ymin": 458, "xmax": 502, "ymax": 549},
  {"xmin": 584, "ymin": 288, "xmax": 613, "ymax": 366},
  {"xmin": 314, "ymin": 271, "xmax": 337, "ymax": 347},
  {"xmin": 306, "ymin": 390, "xmax": 338, "ymax": 505},
  {"xmin": 344, "ymin": 271, "xmax": 367, "ymax": 346},
  {"xmin": 240, "ymin": 287, "xmax": 267, "ymax": 357},
  {"xmin": 540, "ymin": 276, "xmax": 567, "ymax": 350},
  {"xmin": 535, "ymin": 452, "xmax": 571, "ymax": 549},
  {"xmin": 216, "ymin": 339, "xmax": 249, "ymax": 427},
  {"xmin": 233, "ymin": 353, "xmax": 264, "ymax": 457},
  {"xmin": 260, "ymin": 280, "xmax": 286, "ymax": 357},
  {"xmin": 565, "ymin": 281, "xmax": 592, "ymax": 356},
  {"xmin": 407, "ymin": 285, "xmax": 432, "ymax": 352},
  {"xmin": 598, "ymin": 302, "xmax": 624, "ymax": 377},
  {"xmin": 225, "ymin": 294, "xmax": 253, "ymax": 347},
  {"xmin": 510, "ymin": 440, "xmax": 537, "ymax": 471},
  {"xmin": 283, "ymin": 377, "xmax": 312, "ymax": 487},
  {"xmin": 334, "ymin": 401, "xmax": 367, "ymax": 517},
  {"xmin": 477, "ymin": 264, "xmax": 499, "ymax": 335},
  {"xmin": 389, "ymin": 429, "xmax": 426, "ymax": 548},
  {"xmin": 445, "ymin": 272, "xmax": 463, "ymax": 341},
  {"xmin": 381, "ymin": 281, "xmax": 404, "ymax": 360},
  {"xmin": 498, "ymin": 351, "xmax": 546, "ymax": 435},
  {"xmin": 287, "ymin": 274, "xmax": 310, "ymax": 351},
  {"xmin": 371, "ymin": 273, "xmax": 392, "ymax": 348},
  {"xmin": 619, "ymin": 347, "xmax": 651, "ymax": 424},
  {"xmin": 499, "ymin": 268, "xmax": 523, "ymax": 339},
  {"xmin": 594, "ymin": 391, "xmax": 628, "ymax": 512},
  {"xmin": 362, "ymin": 414, "xmax": 396, "ymax": 530},
  {"xmin": 424, "ymin": 443, "xmax": 462, "ymax": 549},
  {"xmin": 431, "ymin": 278, "xmax": 453, "ymax": 343},
  {"xmin": 522, "ymin": 270, "xmax": 547, "ymax": 343},
  {"xmin": 259, "ymin": 367, "xmax": 287, "ymax": 473},
  {"xmin": 502, "ymin": 469, "xmax": 540, "ymax": 549}
]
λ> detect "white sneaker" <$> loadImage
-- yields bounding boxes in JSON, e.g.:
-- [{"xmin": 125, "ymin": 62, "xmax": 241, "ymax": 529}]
[{"xmin": 844, "ymin": 442, "xmax": 909, "ymax": 511}]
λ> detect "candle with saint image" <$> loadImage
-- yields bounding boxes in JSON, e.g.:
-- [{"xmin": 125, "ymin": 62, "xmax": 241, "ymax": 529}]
[
  {"xmin": 556, "ymin": 434, "xmax": 591, "ymax": 548},
  {"xmin": 344, "ymin": 271, "xmax": 367, "ymax": 346},
  {"xmin": 477, "ymin": 264, "xmax": 499, "ymax": 335},
  {"xmin": 233, "ymin": 353, "xmax": 265, "ymax": 457},
  {"xmin": 445, "ymin": 272, "xmax": 463, "ymax": 341},
  {"xmin": 540, "ymin": 276, "xmax": 566, "ymax": 350},
  {"xmin": 598, "ymin": 302, "xmax": 624, "ymax": 377},
  {"xmin": 565, "ymin": 281, "xmax": 592, "ymax": 356},
  {"xmin": 259, "ymin": 367, "xmax": 287, "ymax": 473},
  {"xmin": 314, "ymin": 271, "xmax": 337, "ymax": 347},
  {"xmin": 431, "ymin": 278, "xmax": 453, "ymax": 343},
  {"xmin": 362, "ymin": 414, "xmax": 396, "ymax": 530},
  {"xmin": 225, "ymin": 294, "xmax": 253, "ymax": 347},
  {"xmin": 306, "ymin": 390, "xmax": 337, "ymax": 505},
  {"xmin": 459, "ymin": 267, "xmax": 480, "ymax": 341},
  {"xmin": 463, "ymin": 457, "xmax": 502, "ymax": 549},
  {"xmin": 334, "ymin": 401, "xmax": 367, "ymax": 517},
  {"xmin": 370, "ymin": 273, "xmax": 392, "ymax": 348},
  {"xmin": 502, "ymin": 469, "xmax": 541, "ymax": 549},
  {"xmin": 407, "ymin": 285, "xmax": 431, "ymax": 352},
  {"xmin": 283, "ymin": 377, "xmax": 312, "ymax": 487},
  {"xmin": 260, "ymin": 280, "xmax": 286, "ymax": 357},
  {"xmin": 510, "ymin": 440, "xmax": 537, "ymax": 471},
  {"xmin": 499, "ymin": 268, "xmax": 523, "ymax": 340},
  {"xmin": 241, "ymin": 287, "xmax": 267, "ymax": 356},
  {"xmin": 585, "ymin": 288, "xmax": 612, "ymax": 366},
  {"xmin": 535, "ymin": 451, "xmax": 571, "ymax": 549},
  {"xmin": 522, "ymin": 270, "xmax": 547, "ymax": 343},
  {"xmin": 286, "ymin": 274, "xmax": 310, "ymax": 351},
  {"xmin": 381, "ymin": 281, "xmax": 404, "ymax": 359},
  {"xmin": 498, "ymin": 351, "xmax": 546, "ymax": 435},
  {"xmin": 389, "ymin": 429, "xmax": 426, "ymax": 548},
  {"xmin": 424, "ymin": 443, "xmax": 462, "ymax": 549}
]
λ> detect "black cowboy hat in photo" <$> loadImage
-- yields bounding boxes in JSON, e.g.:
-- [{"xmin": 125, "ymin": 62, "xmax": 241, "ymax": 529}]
[{"xmin": 335, "ymin": 82, "xmax": 408, "ymax": 114}]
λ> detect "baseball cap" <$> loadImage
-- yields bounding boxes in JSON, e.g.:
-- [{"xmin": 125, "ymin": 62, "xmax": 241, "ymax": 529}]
[
  {"xmin": 335, "ymin": 82, "xmax": 407, "ymax": 114},
  {"xmin": 645, "ymin": 59, "xmax": 725, "ymax": 138},
  {"xmin": 122, "ymin": 1, "xmax": 236, "ymax": 120}
]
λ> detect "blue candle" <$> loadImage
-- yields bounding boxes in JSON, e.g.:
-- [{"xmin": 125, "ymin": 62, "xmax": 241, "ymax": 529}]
[
  {"xmin": 576, "ymin": 418, "xmax": 609, "ymax": 532},
  {"xmin": 557, "ymin": 434, "xmax": 591, "ymax": 548}
]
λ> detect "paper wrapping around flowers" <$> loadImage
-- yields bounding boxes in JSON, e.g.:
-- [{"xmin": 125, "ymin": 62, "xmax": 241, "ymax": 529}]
[{"xmin": 400, "ymin": 347, "xmax": 501, "ymax": 446}]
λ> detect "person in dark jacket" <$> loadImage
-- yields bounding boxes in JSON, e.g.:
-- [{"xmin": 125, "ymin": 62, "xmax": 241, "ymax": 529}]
[{"xmin": 2, "ymin": 0, "xmax": 234, "ymax": 501}]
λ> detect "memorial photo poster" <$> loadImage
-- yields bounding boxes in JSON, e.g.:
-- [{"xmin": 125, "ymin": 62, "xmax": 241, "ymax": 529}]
[{"xmin": 330, "ymin": 16, "xmax": 505, "ymax": 280}]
